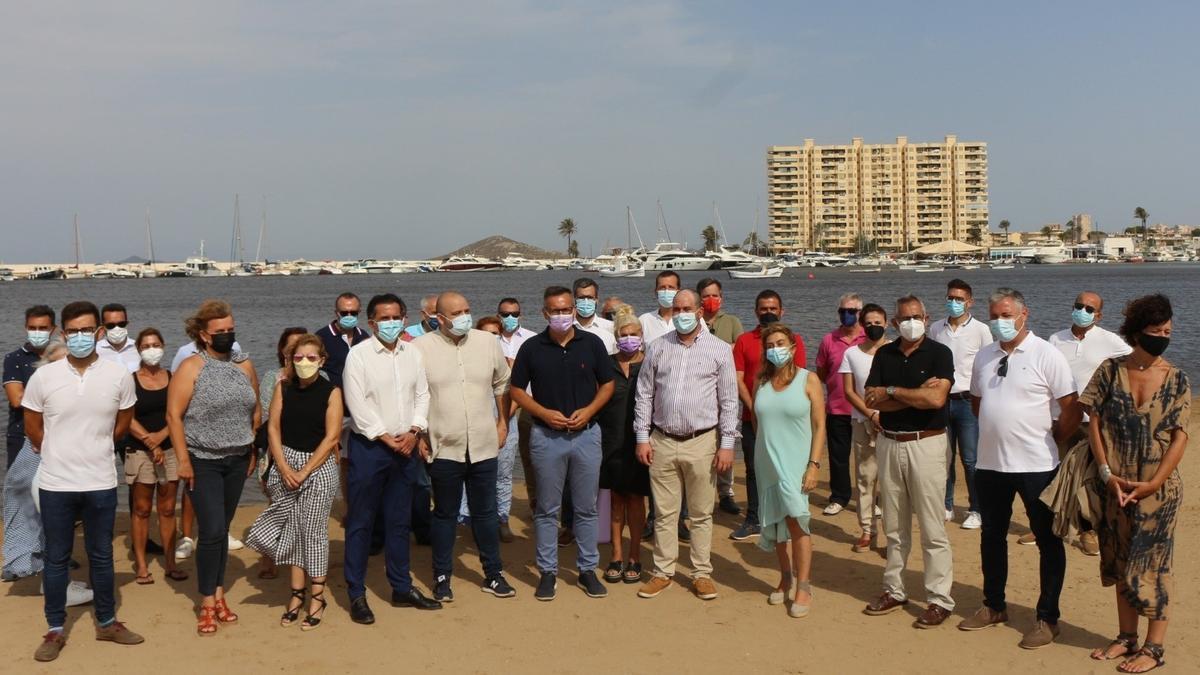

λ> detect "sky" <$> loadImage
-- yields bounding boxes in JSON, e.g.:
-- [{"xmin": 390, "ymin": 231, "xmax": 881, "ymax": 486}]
[{"xmin": 2, "ymin": 1, "xmax": 1198, "ymax": 263}]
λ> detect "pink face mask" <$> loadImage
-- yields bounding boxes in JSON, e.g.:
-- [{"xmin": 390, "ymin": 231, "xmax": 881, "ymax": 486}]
[
  {"xmin": 616, "ymin": 335, "xmax": 642, "ymax": 353},
  {"xmin": 548, "ymin": 314, "xmax": 574, "ymax": 333}
]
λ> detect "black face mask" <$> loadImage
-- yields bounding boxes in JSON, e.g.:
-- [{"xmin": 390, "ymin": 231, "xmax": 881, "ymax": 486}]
[
  {"xmin": 1138, "ymin": 333, "xmax": 1169, "ymax": 357},
  {"xmin": 758, "ymin": 312, "xmax": 779, "ymax": 327},
  {"xmin": 865, "ymin": 324, "xmax": 886, "ymax": 341},
  {"xmin": 209, "ymin": 332, "xmax": 236, "ymax": 354}
]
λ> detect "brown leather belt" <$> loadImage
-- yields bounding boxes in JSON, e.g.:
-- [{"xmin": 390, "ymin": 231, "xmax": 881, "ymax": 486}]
[
  {"xmin": 653, "ymin": 426, "xmax": 716, "ymax": 442},
  {"xmin": 880, "ymin": 428, "xmax": 946, "ymax": 442}
]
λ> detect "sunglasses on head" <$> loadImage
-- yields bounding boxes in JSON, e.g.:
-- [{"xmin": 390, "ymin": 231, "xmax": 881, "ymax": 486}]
[
  {"xmin": 1073, "ymin": 303, "xmax": 1097, "ymax": 314},
  {"xmin": 292, "ymin": 354, "xmax": 320, "ymax": 363}
]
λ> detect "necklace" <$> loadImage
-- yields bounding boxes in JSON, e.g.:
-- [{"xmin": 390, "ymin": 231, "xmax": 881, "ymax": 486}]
[{"xmin": 1133, "ymin": 356, "xmax": 1159, "ymax": 371}]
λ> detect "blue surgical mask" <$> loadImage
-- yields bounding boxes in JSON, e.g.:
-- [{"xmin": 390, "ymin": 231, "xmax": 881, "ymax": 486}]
[
  {"xmin": 945, "ymin": 299, "xmax": 966, "ymax": 318},
  {"xmin": 27, "ymin": 329, "xmax": 51, "ymax": 348},
  {"xmin": 656, "ymin": 290, "xmax": 677, "ymax": 309},
  {"xmin": 501, "ymin": 315, "xmax": 520, "ymax": 333},
  {"xmin": 449, "ymin": 313, "xmax": 473, "ymax": 337},
  {"xmin": 766, "ymin": 346, "xmax": 792, "ymax": 367},
  {"xmin": 375, "ymin": 319, "xmax": 404, "ymax": 344},
  {"xmin": 66, "ymin": 331, "xmax": 96, "ymax": 358},
  {"xmin": 338, "ymin": 314, "xmax": 359, "ymax": 330},
  {"xmin": 1071, "ymin": 307, "xmax": 1094, "ymax": 328},
  {"xmin": 672, "ymin": 311, "xmax": 698, "ymax": 334},
  {"xmin": 989, "ymin": 317, "xmax": 1020, "ymax": 342},
  {"xmin": 426, "ymin": 316, "xmax": 440, "ymax": 331},
  {"xmin": 575, "ymin": 298, "xmax": 596, "ymax": 318}
]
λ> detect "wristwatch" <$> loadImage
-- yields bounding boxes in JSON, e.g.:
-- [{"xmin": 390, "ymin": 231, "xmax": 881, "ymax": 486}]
[{"xmin": 885, "ymin": 386, "xmax": 896, "ymax": 398}]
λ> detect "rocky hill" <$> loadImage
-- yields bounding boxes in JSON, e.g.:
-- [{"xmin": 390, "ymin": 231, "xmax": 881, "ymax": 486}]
[{"xmin": 440, "ymin": 235, "xmax": 566, "ymax": 260}]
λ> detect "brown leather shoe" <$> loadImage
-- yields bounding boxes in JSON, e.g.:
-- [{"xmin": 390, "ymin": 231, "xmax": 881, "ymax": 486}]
[
  {"xmin": 957, "ymin": 605, "xmax": 1008, "ymax": 630},
  {"xmin": 914, "ymin": 604, "xmax": 952, "ymax": 629},
  {"xmin": 1019, "ymin": 620, "xmax": 1060, "ymax": 649},
  {"xmin": 95, "ymin": 620, "xmax": 145, "ymax": 645},
  {"xmin": 692, "ymin": 577, "xmax": 718, "ymax": 601},
  {"xmin": 863, "ymin": 592, "xmax": 907, "ymax": 616},
  {"xmin": 1079, "ymin": 530, "xmax": 1100, "ymax": 556},
  {"xmin": 637, "ymin": 575, "xmax": 672, "ymax": 599},
  {"xmin": 1017, "ymin": 532, "xmax": 1037, "ymax": 546},
  {"xmin": 34, "ymin": 632, "xmax": 66, "ymax": 662}
]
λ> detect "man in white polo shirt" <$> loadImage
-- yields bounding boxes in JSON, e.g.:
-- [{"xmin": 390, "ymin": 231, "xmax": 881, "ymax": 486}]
[
  {"xmin": 929, "ymin": 279, "xmax": 993, "ymax": 530},
  {"xmin": 1047, "ymin": 290, "xmax": 1131, "ymax": 555},
  {"xmin": 958, "ymin": 288, "xmax": 1081, "ymax": 650},
  {"xmin": 94, "ymin": 303, "xmax": 139, "ymax": 372},
  {"xmin": 22, "ymin": 301, "xmax": 144, "ymax": 661}
]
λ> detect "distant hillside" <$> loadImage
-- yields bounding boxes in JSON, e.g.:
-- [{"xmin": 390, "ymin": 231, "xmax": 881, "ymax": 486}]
[{"xmin": 440, "ymin": 235, "xmax": 566, "ymax": 260}]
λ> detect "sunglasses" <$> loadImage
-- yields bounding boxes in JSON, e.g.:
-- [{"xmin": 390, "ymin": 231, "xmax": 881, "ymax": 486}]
[
  {"xmin": 1073, "ymin": 303, "xmax": 1097, "ymax": 314},
  {"xmin": 998, "ymin": 354, "xmax": 1009, "ymax": 378},
  {"xmin": 103, "ymin": 321, "xmax": 129, "ymax": 329},
  {"xmin": 499, "ymin": 311, "xmax": 521, "ymax": 318},
  {"xmin": 338, "ymin": 310, "xmax": 359, "ymax": 317},
  {"xmin": 292, "ymin": 354, "xmax": 321, "ymax": 363}
]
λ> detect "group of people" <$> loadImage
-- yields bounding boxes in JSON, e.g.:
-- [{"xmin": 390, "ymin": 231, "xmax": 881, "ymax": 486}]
[{"xmin": 1, "ymin": 273, "xmax": 1188, "ymax": 673}]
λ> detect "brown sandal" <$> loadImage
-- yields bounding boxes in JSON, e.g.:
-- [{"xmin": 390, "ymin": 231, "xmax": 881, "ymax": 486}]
[
  {"xmin": 197, "ymin": 605, "xmax": 218, "ymax": 636},
  {"xmin": 1118, "ymin": 642, "xmax": 1166, "ymax": 673},
  {"xmin": 1091, "ymin": 632, "xmax": 1138, "ymax": 661},
  {"xmin": 134, "ymin": 572, "xmax": 155, "ymax": 585},
  {"xmin": 214, "ymin": 597, "xmax": 239, "ymax": 624}
]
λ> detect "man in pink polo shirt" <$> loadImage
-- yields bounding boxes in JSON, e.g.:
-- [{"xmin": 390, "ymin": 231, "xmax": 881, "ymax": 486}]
[{"xmin": 815, "ymin": 292, "xmax": 866, "ymax": 515}]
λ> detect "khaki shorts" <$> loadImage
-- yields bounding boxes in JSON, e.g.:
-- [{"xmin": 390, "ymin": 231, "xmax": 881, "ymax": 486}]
[{"xmin": 124, "ymin": 448, "xmax": 179, "ymax": 485}]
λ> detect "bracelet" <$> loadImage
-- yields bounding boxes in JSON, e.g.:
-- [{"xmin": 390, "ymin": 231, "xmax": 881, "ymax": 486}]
[
  {"xmin": 1099, "ymin": 463, "xmax": 1113, "ymax": 484},
  {"xmin": 808, "ymin": 460, "xmax": 821, "ymax": 469}
]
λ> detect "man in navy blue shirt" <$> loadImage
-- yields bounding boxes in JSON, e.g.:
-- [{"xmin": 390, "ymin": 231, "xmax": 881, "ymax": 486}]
[
  {"xmin": 4, "ymin": 305, "xmax": 56, "ymax": 467},
  {"xmin": 510, "ymin": 286, "xmax": 614, "ymax": 602},
  {"xmin": 315, "ymin": 292, "xmax": 370, "ymax": 388}
]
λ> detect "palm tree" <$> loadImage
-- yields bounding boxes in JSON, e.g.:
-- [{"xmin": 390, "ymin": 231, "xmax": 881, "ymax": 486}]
[
  {"xmin": 1134, "ymin": 207, "xmax": 1148, "ymax": 233},
  {"xmin": 998, "ymin": 219, "xmax": 1011, "ymax": 244},
  {"xmin": 701, "ymin": 225, "xmax": 719, "ymax": 252},
  {"xmin": 743, "ymin": 231, "xmax": 768, "ymax": 256},
  {"xmin": 1040, "ymin": 225, "xmax": 1054, "ymax": 239},
  {"xmin": 558, "ymin": 218, "xmax": 578, "ymax": 256}
]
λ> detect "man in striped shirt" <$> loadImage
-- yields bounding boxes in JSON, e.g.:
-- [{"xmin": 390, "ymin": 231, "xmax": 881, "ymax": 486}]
[{"xmin": 632, "ymin": 290, "xmax": 740, "ymax": 601}]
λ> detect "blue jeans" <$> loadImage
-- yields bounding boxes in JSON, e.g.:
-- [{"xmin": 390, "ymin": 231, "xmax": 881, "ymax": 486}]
[
  {"xmin": 530, "ymin": 423, "xmax": 601, "ymax": 574},
  {"xmin": 430, "ymin": 456, "xmax": 502, "ymax": 580},
  {"xmin": 40, "ymin": 488, "xmax": 118, "ymax": 629},
  {"xmin": 344, "ymin": 433, "xmax": 417, "ymax": 598},
  {"xmin": 741, "ymin": 420, "xmax": 760, "ymax": 524},
  {"xmin": 945, "ymin": 398, "xmax": 980, "ymax": 512}
]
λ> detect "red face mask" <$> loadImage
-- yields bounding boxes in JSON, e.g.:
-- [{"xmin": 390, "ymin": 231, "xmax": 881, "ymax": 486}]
[{"xmin": 702, "ymin": 297, "xmax": 722, "ymax": 314}]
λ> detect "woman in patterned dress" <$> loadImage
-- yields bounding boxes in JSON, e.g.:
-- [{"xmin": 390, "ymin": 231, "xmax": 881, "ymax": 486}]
[{"xmin": 1081, "ymin": 294, "xmax": 1189, "ymax": 673}]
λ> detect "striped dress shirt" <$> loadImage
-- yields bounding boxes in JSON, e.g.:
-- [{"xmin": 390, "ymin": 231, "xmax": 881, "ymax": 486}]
[{"xmin": 633, "ymin": 327, "xmax": 740, "ymax": 449}]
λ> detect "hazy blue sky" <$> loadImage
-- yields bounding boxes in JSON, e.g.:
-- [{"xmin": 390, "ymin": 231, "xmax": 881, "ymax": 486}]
[{"xmin": 3, "ymin": 1, "xmax": 1197, "ymax": 263}]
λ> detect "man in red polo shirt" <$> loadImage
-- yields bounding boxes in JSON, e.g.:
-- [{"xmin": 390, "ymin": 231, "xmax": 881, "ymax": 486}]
[
  {"xmin": 816, "ymin": 292, "xmax": 866, "ymax": 516},
  {"xmin": 728, "ymin": 289, "xmax": 806, "ymax": 541}
]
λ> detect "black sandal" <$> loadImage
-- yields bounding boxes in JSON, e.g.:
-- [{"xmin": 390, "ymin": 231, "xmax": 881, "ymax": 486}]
[
  {"xmin": 1091, "ymin": 632, "xmax": 1138, "ymax": 661},
  {"xmin": 603, "ymin": 561, "xmax": 625, "ymax": 583},
  {"xmin": 281, "ymin": 588, "xmax": 305, "ymax": 627},
  {"xmin": 301, "ymin": 580, "xmax": 327, "ymax": 632},
  {"xmin": 623, "ymin": 561, "xmax": 643, "ymax": 584},
  {"xmin": 1119, "ymin": 642, "xmax": 1165, "ymax": 673}
]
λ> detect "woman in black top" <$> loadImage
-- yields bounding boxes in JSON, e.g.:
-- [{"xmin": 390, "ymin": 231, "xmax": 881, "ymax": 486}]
[
  {"xmin": 125, "ymin": 328, "xmax": 187, "ymax": 583},
  {"xmin": 245, "ymin": 334, "xmax": 342, "ymax": 631},
  {"xmin": 598, "ymin": 306, "xmax": 651, "ymax": 584}
]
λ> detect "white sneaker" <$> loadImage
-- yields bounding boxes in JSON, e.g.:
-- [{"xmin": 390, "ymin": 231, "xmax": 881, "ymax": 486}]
[
  {"xmin": 822, "ymin": 502, "xmax": 844, "ymax": 516},
  {"xmin": 944, "ymin": 509, "xmax": 954, "ymax": 522},
  {"xmin": 874, "ymin": 504, "xmax": 882, "ymax": 518},
  {"xmin": 227, "ymin": 535, "xmax": 244, "ymax": 551},
  {"xmin": 175, "ymin": 536, "xmax": 195, "ymax": 561},
  {"xmin": 40, "ymin": 580, "xmax": 94, "ymax": 607},
  {"xmin": 961, "ymin": 511, "xmax": 982, "ymax": 530}
]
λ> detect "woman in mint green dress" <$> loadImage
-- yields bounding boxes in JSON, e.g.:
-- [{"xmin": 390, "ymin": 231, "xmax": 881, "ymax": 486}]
[{"xmin": 754, "ymin": 324, "xmax": 826, "ymax": 617}]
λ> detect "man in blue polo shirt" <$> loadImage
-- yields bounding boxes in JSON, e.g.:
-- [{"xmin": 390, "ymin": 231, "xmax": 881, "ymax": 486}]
[
  {"xmin": 510, "ymin": 286, "xmax": 614, "ymax": 602},
  {"xmin": 314, "ymin": 292, "xmax": 370, "ymax": 387},
  {"xmin": 4, "ymin": 305, "xmax": 56, "ymax": 467}
]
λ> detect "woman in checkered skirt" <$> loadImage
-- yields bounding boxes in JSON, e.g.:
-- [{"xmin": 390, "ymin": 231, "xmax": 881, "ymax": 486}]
[{"xmin": 245, "ymin": 334, "xmax": 342, "ymax": 631}]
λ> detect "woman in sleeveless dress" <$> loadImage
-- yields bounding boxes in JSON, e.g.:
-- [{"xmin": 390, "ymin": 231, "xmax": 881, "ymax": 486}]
[
  {"xmin": 246, "ymin": 334, "xmax": 342, "ymax": 631},
  {"xmin": 167, "ymin": 300, "xmax": 260, "ymax": 636},
  {"xmin": 754, "ymin": 323, "xmax": 826, "ymax": 618}
]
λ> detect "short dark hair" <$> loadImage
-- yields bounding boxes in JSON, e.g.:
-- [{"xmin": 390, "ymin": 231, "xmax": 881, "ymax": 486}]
[
  {"xmin": 755, "ymin": 289, "xmax": 782, "ymax": 308},
  {"xmin": 367, "ymin": 293, "xmax": 406, "ymax": 320},
  {"xmin": 946, "ymin": 279, "xmax": 972, "ymax": 297},
  {"xmin": 497, "ymin": 297, "xmax": 520, "ymax": 311},
  {"xmin": 25, "ymin": 305, "xmax": 55, "ymax": 325},
  {"xmin": 655, "ymin": 270, "xmax": 680, "ymax": 287},
  {"xmin": 61, "ymin": 301, "xmax": 100, "ymax": 326},
  {"xmin": 135, "ymin": 327, "xmax": 164, "ymax": 349},
  {"xmin": 572, "ymin": 277, "xmax": 598, "ymax": 295},
  {"xmin": 276, "ymin": 326, "xmax": 309, "ymax": 367},
  {"xmin": 335, "ymin": 292, "xmax": 360, "ymax": 307},
  {"xmin": 543, "ymin": 285, "xmax": 573, "ymax": 302},
  {"xmin": 860, "ymin": 302, "xmax": 887, "ymax": 324},
  {"xmin": 1119, "ymin": 294, "xmax": 1173, "ymax": 346},
  {"xmin": 100, "ymin": 303, "xmax": 127, "ymax": 319},
  {"xmin": 696, "ymin": 277, "xmax": 722, "ymax": 294}
]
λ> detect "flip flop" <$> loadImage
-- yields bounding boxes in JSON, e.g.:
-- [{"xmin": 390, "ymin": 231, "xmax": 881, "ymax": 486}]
[
  {"xmin": 134, "ymin": 573, "xmax": 154, "ymax": 585},
  {"xmin": 165, "ymin": 569, "xmax": 189, "ymax": 581}
]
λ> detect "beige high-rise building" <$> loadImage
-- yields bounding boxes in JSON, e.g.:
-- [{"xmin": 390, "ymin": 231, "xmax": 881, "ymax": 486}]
[{"xmin": 766, "ymin": 135, "xmax": 988, "ymax": 253}]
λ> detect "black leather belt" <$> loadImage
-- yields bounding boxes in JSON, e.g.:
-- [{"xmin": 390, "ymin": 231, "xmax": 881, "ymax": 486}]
[
  {"xmin": 652, "ymin": 426, "xmax": 716, "ymax": 442},
  {"xmin": 948, "ymin": 392, "xmax": 972, "ymax": 400}
]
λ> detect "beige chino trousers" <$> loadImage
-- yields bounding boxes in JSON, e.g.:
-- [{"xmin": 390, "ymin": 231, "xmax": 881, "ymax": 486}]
[{"xmin": 648, "ymin": 429, "xmax": 717, "ymax": 579}]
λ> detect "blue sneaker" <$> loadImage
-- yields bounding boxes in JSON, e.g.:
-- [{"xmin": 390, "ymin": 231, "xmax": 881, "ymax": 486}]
[{"xmin": 729, "ymin": 521, "xmax": 761, "ymax": 541}]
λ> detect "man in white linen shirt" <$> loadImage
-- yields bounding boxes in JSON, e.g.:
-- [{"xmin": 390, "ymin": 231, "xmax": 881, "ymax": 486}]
[
  {"xmin": 342, "ymin": 293, "xmax": 441, "ymax": 624},
  {"xmin": 638, "ymin": 271, "xmax": 680, "ymax": 344}
]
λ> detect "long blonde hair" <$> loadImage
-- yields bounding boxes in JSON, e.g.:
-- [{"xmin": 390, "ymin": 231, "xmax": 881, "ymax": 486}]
[{"xmin": 755, "ymin": 323, "xmax": 798, "ymax": 389}]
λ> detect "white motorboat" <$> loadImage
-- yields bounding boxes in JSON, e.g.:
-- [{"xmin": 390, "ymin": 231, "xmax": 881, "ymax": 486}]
[
  {"xmin": 911, "ymin": 265, "xmax": 945, "ymax": 273},
  {"xmin": 727, "ymin": 262, "xmax": 783, "ymax": 279},
  {"xmin": 599, "ymin": 255, "xmax": 645, "ymax": 278},
  {"xmin": 389, "ymin": 262, "xmax": 420, "ymax": 274},
  {"xmin": 706, "ymin": 244, "xmax": 761, "ymax": 270},
  {"xmin": 89, "ymin": 265, "xmax": 118, "ymax": 279},
  {"xmin": 291, "ymin": 260, "xmax": 322, "ymax": 276},
  {"xmin": 30, "ymin": 266, "xmax": 65, "ymax": 280},
  {"xmin": 501, "ymin": 253, "xmax": 541, "ymax": 270},
  {"xmin": 0, "ymin": 266, "xmax": 14, "ymax": 282},
  {"xmin": 184, "ymin": 255, "xmax": 223, "ymax": 277},
  {"xmin": 637, "ymin": 242, "xmax": 714, "ymax": 271},
  {"xmin": 436, "ymin": 255, "xmax": 504, "ymax": 272}
]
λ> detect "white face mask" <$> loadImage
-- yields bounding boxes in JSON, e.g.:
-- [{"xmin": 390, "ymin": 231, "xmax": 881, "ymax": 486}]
[
  {"xmin": 898, "ymin": 318, "xmax": 926, "ymax": 341},
  {"xmin": 139, "ymin": 347, "xmax": 164, "ymax": 366},
  {"xmin": 106, "ymin": 326, "xmax": 128, "ymax": 345}
]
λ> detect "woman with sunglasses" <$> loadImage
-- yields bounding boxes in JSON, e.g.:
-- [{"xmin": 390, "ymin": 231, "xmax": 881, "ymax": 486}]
[
  {"xmin": 1081, "ymin": 294, "xmax": 1189, "ymax": 672},
  {"xmin": 246, "ymin": 334, "xmax": 342, "ymax": 631}
]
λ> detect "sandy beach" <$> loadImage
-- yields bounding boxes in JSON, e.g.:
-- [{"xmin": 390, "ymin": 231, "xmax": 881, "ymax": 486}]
[{"xmin": 2, "ymin": 412, "xmax": 1197, "ymax": 674}]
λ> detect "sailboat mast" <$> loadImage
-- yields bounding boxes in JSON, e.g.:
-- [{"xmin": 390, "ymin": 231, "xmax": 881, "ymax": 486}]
[
  {"xmin": 145, "ymin": 208, "xmax": 156, "ymax": 264},
  {"xmin": 73, "ymin": 214, "xmax": 82, "ymax": 268},
  {"xmin": 714, "ymin": 202, "xmax": 728, "ymax": 245},
  {"xmin": 255, "ymin": 195, "xmax": 267, "ymax": 263},
  {"xmin": 657, "ymin": 200, "xmax": 673, "ymax": 242}
]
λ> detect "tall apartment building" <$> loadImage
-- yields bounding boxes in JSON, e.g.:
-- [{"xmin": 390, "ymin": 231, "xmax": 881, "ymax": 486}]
[{"xmin": 766, "ymin": 135, "xmax": 988, "ymax": 253}]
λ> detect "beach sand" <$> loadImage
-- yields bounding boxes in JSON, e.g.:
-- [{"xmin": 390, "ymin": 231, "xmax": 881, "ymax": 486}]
[{"xmin": 2, "ymin": 413, "xmax": 1198, "ymax": 673}]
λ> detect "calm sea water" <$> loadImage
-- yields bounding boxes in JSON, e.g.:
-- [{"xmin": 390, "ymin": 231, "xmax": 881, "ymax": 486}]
[{"xmin": 3, "ymin": 264, "xmax": 1195, "ymax": 499}]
